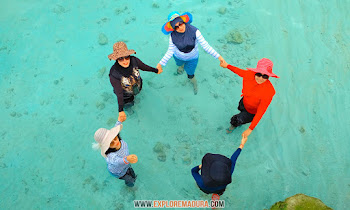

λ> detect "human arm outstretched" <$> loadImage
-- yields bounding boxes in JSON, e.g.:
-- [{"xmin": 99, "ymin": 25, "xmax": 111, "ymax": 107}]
[
  {"xmin": 230, "ymin": 137, "xmax": 247, "ymax": 174},
  {"xmin": 191, "ymin": 166, "xmax": 206, "ymax": 189},
  {"xmin": 196, "ymin": 30, "xmax": 220, "ymax": 59},
  {"xmin": 135, "ymin": 57, "xmax": 159, "ymax": 73},
  {"xmin": 158, "ymin": 36, "xmax": 176, "ymax": 67}
]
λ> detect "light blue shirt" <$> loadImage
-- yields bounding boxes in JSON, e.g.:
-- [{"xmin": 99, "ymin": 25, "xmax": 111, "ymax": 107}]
[{"xmin": 105, "ymin": 121, "xmax": 130, "ymax": 178}]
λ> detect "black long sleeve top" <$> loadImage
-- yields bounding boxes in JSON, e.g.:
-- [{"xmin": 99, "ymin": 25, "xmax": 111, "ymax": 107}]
[{"xmin": 109, "ymin": 56, "xmax": 158, "ymax": 112}]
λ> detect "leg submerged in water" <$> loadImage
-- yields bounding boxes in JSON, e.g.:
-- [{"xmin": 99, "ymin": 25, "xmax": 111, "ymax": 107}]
[
  {"xmin": 189, "ymin": 75, "xmax": 198, "ymax": 95},
  {"xmin": 120, "ymin": 168, "xmax": 136, "ymax": 187},
  {"xmin": 183, "ymin": 58, "xmax": 198, "ymax": 94},
  {"xmin": 129, "ymin": 167, "xmax": 137, "ymax": 179},
  {"xmin": 226, "ymin": 125, "xmax": 236, "ymax": 134},
  {"xmin": 177, "ymin": 64, "xmax": 184, "ymax": 75}
]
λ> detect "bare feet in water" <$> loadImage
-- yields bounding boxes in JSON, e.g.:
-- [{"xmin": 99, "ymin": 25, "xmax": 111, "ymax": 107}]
[
  {"xmin": 176, "ymin": 65, "xmax": 184, "ymax": 75},
  {"xmin": 226, "ymin": 125, "xmax": 235, "ymax": 134}
]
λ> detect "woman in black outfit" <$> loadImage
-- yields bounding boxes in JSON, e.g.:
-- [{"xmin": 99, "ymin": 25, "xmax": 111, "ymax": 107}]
[{"xmin": 108, "ymin": 42, "xmax": 162, "ymax": 121}]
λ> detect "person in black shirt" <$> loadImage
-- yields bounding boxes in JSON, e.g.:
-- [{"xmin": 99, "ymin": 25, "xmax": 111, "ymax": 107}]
[{"xmin": 108, "ymin": 42, "xmax": 162, "ymax": 121}]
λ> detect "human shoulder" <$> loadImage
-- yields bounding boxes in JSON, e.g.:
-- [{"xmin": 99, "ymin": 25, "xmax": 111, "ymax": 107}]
[
  {"xmin": 264, "ymin": 80, "xmax": 276, "ymax": 97},
  {"xmin": 244, "ymin": 70, "xmax": 255, "ymax": 79},
  {"xmin": 195, "ymin": 29, "xmax": 201, "ymax": 36},
  {"xmin": 247, "ymin": 70, "xmax": 256, "ymax": 75},
  {"xmin": 110, "ymin": 61, "xmax": 117, "ymax": 73},
  {"xmin": 132, "ymin": 56, "xmax": 141, "ymax": 64},
  {"xmin": 110, "ymin": 65, "xmax": 122, "ymax": 80},
  {"xmin": 121, "ymin": 139, "xmax": 127, "ymax": 146},
  {"xmin": 105, "ymin": 151, "xmax": 119, "ymax": 162},
  {"xmin": 110, "ymin": 62, "xmax": 122, "ymax": 77}
]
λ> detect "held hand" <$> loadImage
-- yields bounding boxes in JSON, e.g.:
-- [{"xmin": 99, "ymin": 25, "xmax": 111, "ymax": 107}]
[
  {"xmin": 242, "ymin": 128, "xmax": 252, "ymax": 138},
  {"xmin": 118, "ymin": 111, "xmax": 127, "ymax": 122},
  {"xmin": 220, "ymin": 59, "xmax": 228, "ymax": 68},
  {"xmin": 199, "ymin": 164, "xmax": 202, "ymax": 169},
  {"xmin": 240, "ymin": 136, "xmax": 248, "ymax": 149},
  {"xmin": 218, "ymin": 56, "xmax": 225, "ymax": 64},
  {"xmin": 156, "ymin": 63, "xmax": 163, "ymax": 74},
  {"xmin": 218, "ymin": 56, "xmax": 227, "ymax": 67},
  {"xmin": 127, "ymin": 154, "xmax": 138, "ymax": 164},
  {"xmin": 157, "ymin": 68, "xmax": 163, "ymax": 74}
]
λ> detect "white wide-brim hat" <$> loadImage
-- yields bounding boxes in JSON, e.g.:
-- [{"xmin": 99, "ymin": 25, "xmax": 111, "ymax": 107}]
[{"xmin": 94, "ymin": 124, "xmax": 123, "ymax": 157}]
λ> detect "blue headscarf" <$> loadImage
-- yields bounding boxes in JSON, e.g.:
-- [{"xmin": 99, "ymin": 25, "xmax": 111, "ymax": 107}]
[{"xmin": 170, "ymin": 17, "xmax": 198, "ymax": 53}]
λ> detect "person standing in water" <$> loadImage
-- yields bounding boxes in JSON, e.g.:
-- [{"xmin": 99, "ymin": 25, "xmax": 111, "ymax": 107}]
[
  {"xmin": 108, "ymin": 41, "xmax": 162, "ymax": 122},
  {"xmin": 220, "ymin": 58, "xmax": 279, "ymax": 139},
  {"xmin": 191, "ymin": 136, "xmax": 248, "ymax": 202},
  {"xmin": 93, "ymin": 121, "xmax": 138, "ymax": 187},
  {"xmin": 157, "ymin": 11, "xmax": 225, "ymax": 94}
]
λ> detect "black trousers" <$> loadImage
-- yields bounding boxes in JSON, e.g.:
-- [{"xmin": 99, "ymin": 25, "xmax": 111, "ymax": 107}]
[
  {"xmin": 230, "ymin": 98, "xmax": 255, "ymax": 127},
  {"xmin": 119, "ymin": 167, "xmax": 136, "ymax": 187},
  {"xmin": 123, "ymin": 95, "xmax": 135, "ymax": 108}
]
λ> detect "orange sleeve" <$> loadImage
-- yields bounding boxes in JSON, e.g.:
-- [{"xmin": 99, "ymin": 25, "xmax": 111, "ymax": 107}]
[
  {"xmin": 227, "ymin": 65, "xmax": 248, "ymax": 78},
  {"xmin": 249, "ymin": 97, "xmax": 272, "ymax": 130}
]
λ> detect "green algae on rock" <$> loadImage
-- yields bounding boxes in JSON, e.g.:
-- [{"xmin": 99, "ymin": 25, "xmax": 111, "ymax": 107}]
[
  {"xmin": 153, "ymin": 142, "xmax": 170, "ymax": 162},
  {"xmin": 157, "ymin": 152, "xmax": 166, "ymax": 162},
  {"xmin": 152, "ymin": 2, "xmax": 160, "ymax": 8},
  {"xmin": 225, "ymin": 30, "xmax": 244, "ymax": 44},
  {"xmin": 98, "ymin": 33, "xmax": 108, "ymax": 45},
  {"xmin": 182, "ymin": 156, "xmax": 192, "ymax": 165},
  {"xmin": 52, "ymin": 5, "xmax": 68, "ymax": 14},
  {"xmin": 217, "ymin": 7, "xmax": 227, "ymax": 15},
  {"xmin": 96, "ymin": 102, "xmax": 105, "ymax": 110},
  {"xmin": 101, "ymin": 92, "xmax": 113, "ymax": 103},
  {"xmin": 115, "ymin": 6, "xmax": 128, "ymax": 15},
  {"xmin": 269, "ymin": 194, "xmax": 332, "ymax": 210},
  {"xmin": 107, "ymin": 118, "xmax": 115, "ymax": 127},
  {"xmin": 97, "ymin": 67, "xmax": 106, "ymax": 78}
]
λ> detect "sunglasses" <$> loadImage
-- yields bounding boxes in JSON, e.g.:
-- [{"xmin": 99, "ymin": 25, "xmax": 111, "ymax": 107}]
[
  {"xmin": 174, "ymin": 22, "xmax": 185, "ymax": 30},
  {"xmin": 255, "ymin": 73, "xmax": 269, "ymax": 79},
  {"xmin": 117, "ymin": 56, "xmax": 130, "ymax": 62}
]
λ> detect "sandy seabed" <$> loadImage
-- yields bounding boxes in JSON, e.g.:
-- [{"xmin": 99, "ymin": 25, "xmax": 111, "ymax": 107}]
[{"xmin": 0, "ymin": 0, "xmax": 349, "ymax": 209}]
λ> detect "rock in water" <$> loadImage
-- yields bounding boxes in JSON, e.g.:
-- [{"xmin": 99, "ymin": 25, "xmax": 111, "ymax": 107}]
[
  {"xmin": 98, "ymin": 33, "xmax": 108, "ymax": 45},
  {"xmin": 153, "ymin": 142, "xmax": 165, "ymax": 153},
  {"xmin": 225, "ymin": 30, "xmax": 243, "ymax": 44},
  {"xmin": 153, "ymin": 142, "xmax": 168, "ymax": 162},
  {"xmin": 152, "ymin": 3, "xmax": 160, "ymax": 8},
  {"xmin": 98, "ymin": 67, "xmax": 106, "ymax": 78},
  {"xmin": 269, "ymin": 194, "xmax": 332, "ymax": 210},
  {"xmin": 157, "ymin": 152, "xmax": 166, "ymax": 162},
  {"xmin": 217, "ymin": 7, "xmax": 226, "ymax": 15}
]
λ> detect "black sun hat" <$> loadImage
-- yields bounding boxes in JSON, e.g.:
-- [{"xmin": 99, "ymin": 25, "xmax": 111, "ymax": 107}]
[{"xmin": 201, "ymin": 153, "xmax": 232, "ymax": 188}]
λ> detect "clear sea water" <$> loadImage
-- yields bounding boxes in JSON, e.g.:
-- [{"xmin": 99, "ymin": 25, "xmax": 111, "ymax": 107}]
[{"xmin": 1, "ymin": 0, "xmax": 349, "ymax": 209}]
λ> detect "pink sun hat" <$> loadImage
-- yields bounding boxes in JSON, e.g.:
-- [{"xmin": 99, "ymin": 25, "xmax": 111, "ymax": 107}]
[{"xmin": 247, "ymin": 58, "xmax": 279, "ymax": 78}]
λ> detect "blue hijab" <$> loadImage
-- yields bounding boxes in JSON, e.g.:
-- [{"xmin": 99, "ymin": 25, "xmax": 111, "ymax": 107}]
[{"xmin": 170, "ymin": 17, "xmax": 198, "ymax": 53}]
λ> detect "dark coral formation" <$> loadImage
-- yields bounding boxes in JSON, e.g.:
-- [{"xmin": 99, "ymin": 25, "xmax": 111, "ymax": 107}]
[
  {"xmin": 152, "ymin": 2, "xmax": 160, "ymax": 8},
  {"xmin": 153, "ymin": 142, "xmax": 170, "ymax": 162}
]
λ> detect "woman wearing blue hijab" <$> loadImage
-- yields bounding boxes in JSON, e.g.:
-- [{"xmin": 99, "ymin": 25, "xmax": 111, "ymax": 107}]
[{"xmin": 157, "ymin": 11, "xmax": 225, "ymax": 95}]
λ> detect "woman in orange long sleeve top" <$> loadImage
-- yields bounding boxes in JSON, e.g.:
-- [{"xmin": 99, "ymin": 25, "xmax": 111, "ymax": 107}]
[{"xmin": 220, "ymin": 58, "xmax": 279, "ymax": 138}]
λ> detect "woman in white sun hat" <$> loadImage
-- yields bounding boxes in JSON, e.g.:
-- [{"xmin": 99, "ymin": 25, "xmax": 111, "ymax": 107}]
[{"xmin": 93, "ymin": 121, "xmax": 138, "ymax": 187}]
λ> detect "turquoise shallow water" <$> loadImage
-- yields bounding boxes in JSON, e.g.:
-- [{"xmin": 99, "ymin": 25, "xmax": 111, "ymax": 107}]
[{"xmin": 1, "ymin": 0, "xmax": 349, "ymax": 209}]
